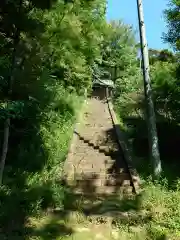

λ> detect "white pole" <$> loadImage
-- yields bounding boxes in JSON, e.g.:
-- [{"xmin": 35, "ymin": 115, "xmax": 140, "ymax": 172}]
[{"xmin": 136, "ymin": 0, "xmax": 162, "ymax": 177}]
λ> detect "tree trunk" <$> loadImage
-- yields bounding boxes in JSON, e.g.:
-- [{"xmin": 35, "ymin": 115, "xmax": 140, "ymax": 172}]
[
  {"xmin": 0, "ymin": 0, "xmax": 22, "ymax": 185},
  {"xmin": 0, "ymin": 46, "xmax": 20, "ymax": 185},
  {"xmin": 0, "ymin": 118, "xmax": 10, "ymax": 185}
]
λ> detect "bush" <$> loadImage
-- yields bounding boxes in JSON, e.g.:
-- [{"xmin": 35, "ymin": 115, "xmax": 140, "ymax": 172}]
[{"xmin": 0, "ymin": 85, "xmax": 83, "ymax": 238}]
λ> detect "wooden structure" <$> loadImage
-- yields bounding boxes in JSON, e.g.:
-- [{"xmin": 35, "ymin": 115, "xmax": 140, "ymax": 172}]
[
  {"xmin": 92, "ymin": 67, "xmax": 114, "ymax": 100},
  {"xmin": 92, "ymin": 79, "xmax": 114, "ymax": 100}
]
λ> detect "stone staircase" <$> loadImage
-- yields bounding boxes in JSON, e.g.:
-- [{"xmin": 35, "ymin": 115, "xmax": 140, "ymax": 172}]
[{"xmin": 64, "ymin": 98, "xmax": 138, "ymax": 197}]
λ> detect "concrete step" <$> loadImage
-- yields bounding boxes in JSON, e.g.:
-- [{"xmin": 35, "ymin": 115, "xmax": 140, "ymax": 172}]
[
  {"xmin": 67, "ymin": 172, "xmax": 130, "ymax": 180},
  {"xmin": 105, "ymin": 178, "xmax": 131, "ymax": 187},
  {"xmin": 73, "ymin": 185, "xmax": 134, "ymax": 196},
  {"xmin": 65, "ymin": 174, "xmax": 139, "ymax": 194},
  {"xmin": 66, "ymin": 173, "xmax": 132, "ymax": 187}
]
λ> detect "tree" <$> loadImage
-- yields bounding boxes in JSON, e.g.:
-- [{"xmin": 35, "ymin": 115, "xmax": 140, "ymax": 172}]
[
  {"xmin": 0, "ymin": 0, "xmax": 107, "ymax": 184},
  {"xmin": 149, "ymin": 48, "xmax": 177, "ymax": 64},
  {"xmin": 40, "ymin": 0, "xmax": 106, "ymax": 93},
  {"xmin": 0, "ymin": 0, "xmax": 57, "ymax": 184},
  {"xmin": 163, "ymin": 0, "xmax": 180, "ymax": 51},
  {"xmin": 98, "ymin": 20, "xmax": 142, "ymax": 114},
  {"xmin": 100, "ymin": 20, "xmax": 138, "ymax": 82}
]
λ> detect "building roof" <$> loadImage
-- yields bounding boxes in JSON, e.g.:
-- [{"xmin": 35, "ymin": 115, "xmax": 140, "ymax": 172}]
[{"xmin": 93, "ymin": 79, "xmax": 115, "ymax": 88}]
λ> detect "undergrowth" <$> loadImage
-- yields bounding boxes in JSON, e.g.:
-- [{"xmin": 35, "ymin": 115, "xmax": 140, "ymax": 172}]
[
  {"xmin": 114, "ymin": 178, "xmax": 180, "ymax": 240},
  {"xmin": 0, "ymin": 85, "xmax": 83, "ymax": 239},
  {"xmin": 22, "ymin": 97, "xmax": 180, "ymax": 240},
  {"xmin": 113, "ymin": 104, "xmax": 180, "ymax": 239}
]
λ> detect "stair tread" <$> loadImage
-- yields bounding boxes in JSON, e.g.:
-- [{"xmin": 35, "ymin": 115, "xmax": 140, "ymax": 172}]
[{"xmin": 73, "ymin": 185, "xmax": 133, "ymax": 195}]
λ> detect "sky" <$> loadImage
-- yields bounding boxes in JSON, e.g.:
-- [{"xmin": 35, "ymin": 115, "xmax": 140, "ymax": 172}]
[{"xmin": 106, "ymin": 0, "xmax": 170, "ymax": 50}]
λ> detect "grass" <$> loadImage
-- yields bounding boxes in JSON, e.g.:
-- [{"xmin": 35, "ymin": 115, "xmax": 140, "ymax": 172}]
[
  {"xmin": 0, "ymin": 85, "xmax": 83, "ymax": 239},
  {"xmin": 112, "ymin": 99, "xmax": 180, "ymax": 239},
  {"xmin": 1, "ymin": 87, "xmax": 180, "ymax": 240},
  {"xmin": 114, "ymin": 179, "xmax": 180, "ymax": 239},
  {"xmin": 23, "ymin": 96, "xmax": 180, "ymax": 240},
  {"xmin": 24, "ymin": 178, "xmax": 180, "ymax": 240},
  {"xmin": 26, "ymin": 96, "xmax": 180, "ymax": 240}
]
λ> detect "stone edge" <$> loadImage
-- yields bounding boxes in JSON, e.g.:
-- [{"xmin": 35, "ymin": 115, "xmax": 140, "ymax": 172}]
[
  {"xmin": 106, "ymin": 97, "xmax": 140, "ymax": 194},
  {"xmin": 62, "ymin": 99, "xmax": 87, "ymax": 180}
]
